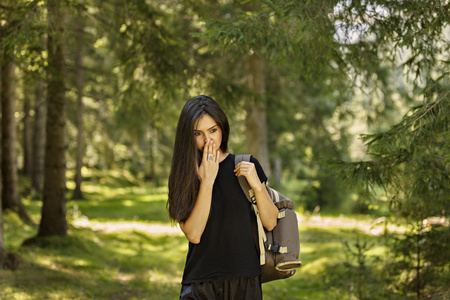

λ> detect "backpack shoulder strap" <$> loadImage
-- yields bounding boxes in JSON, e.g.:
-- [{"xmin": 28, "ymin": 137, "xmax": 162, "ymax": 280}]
[
  {"xmin": 235, "ymin": 154, "xmax": 255, "ymax": 204},
  {"xmin": 235, "ymin": 154, "xmax": 267, "ymax": 265},
  {"xmin": 235, "ymin": 154, "xmax": 252, "ymax": 164}
]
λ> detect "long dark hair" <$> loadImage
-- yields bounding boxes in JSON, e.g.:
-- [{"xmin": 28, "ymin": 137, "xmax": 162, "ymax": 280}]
[{"xmin": 167, "ymin": 95, "xmax": 230, "ymax": 223}]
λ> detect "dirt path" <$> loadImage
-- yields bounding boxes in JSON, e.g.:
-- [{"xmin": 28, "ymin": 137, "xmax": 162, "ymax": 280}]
[
  {"xmin": 72, "ymin": 214, "xmax": 389, "ymax": 236},
  {"xmin": 72, "ymin": 216, "xmax": 184, "ymax": 235}
]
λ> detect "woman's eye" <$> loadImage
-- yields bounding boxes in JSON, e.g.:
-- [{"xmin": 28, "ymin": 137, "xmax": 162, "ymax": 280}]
[
  {"xmin": 194, "ymin": 132, "xmax": 202, "ymax": 136},
  {"xmin": 210, "ymin": 129, "xmax": 217, "ymax": 133}
]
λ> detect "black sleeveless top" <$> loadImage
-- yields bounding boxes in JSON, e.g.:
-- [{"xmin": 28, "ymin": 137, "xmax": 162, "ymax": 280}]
[{"xmin": 181, "ymin": 154, "xmax": 267, "ymax": 284}]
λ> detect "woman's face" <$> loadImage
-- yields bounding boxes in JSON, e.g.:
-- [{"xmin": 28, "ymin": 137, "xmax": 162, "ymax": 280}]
[{"xmin": 193, "ymin": 114, "xmax": 222, "ymax": 154}]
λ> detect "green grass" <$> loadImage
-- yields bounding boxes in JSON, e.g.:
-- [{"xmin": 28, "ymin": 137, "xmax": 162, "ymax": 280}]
[{"xmin": 1, "ymin": 171, "xmax": 444, "ymax": 299}]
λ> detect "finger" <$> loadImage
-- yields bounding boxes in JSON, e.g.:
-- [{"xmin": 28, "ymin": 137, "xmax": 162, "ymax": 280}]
[
  {"xmin": 202, "ymin": 144, "xmax": 208, "ymax": 162},
  {"xmin": 206, "ymin": 140, "xmax": 214, "ymax": 162},
  {"xmin": 234, "ymin": 165, "xmax": 243, "ymax": 176},
  {"xmin": 236, "ymin": 161, "xmax": 251, "ymax": 169},
  {"xmin": 236, "ymin": 164, "xmax": 248, "ymax": 172},
  {"xmin": 215, "ymin": 150, "xmax": 219, "ymax": 163},
  {"xmin": 208, "ymin": 140, "xmax": 213, "ymax": 154}
]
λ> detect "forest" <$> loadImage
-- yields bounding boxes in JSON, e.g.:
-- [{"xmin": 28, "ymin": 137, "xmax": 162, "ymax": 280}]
[{"xmin": 1, "ymin": 0, "xmax": 449, "ymax": 299}]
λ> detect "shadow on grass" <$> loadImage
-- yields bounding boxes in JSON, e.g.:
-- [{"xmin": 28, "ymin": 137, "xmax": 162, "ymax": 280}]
[{"xmin": 2, "ymin": 227, "xmax": 186, "ymax": 300}]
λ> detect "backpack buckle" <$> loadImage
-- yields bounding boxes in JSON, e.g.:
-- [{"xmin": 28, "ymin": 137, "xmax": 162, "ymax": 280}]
[
  {"xmin": 249, "ymin": 189, "xmax": 256, "ymax": 204},
  {"xmin": 268, "ymin": 244, "xmax": 281, "ymax": 253}
]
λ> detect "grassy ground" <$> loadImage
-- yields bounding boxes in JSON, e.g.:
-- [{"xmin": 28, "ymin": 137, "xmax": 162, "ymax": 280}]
[{"xmin": 0, "ymin": 171, "xmax": 434, "ymax": 299}]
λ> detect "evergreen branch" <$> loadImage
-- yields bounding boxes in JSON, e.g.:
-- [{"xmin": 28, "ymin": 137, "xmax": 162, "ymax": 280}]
[
  {"xmin": 359, "ymin": 87, "xmax": 449, "ymax": 157},
  {"xmin": 407, "ymin": 89, "xmax": 449, "ymax": 128}
]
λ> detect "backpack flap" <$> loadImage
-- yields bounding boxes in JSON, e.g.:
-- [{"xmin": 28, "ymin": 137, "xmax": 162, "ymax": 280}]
[{"xmin": 272, "ymin": 208, "xmax": 302, "ymax": 271}]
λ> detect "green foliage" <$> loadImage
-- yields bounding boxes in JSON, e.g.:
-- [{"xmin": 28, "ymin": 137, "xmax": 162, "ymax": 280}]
[
  {"xmin": 323, "ymin": 234, "xmax": 387, "ymax": 299},
  {"xmin": 385, "ymin": 222, "xmax": 450, "ymax": 299},
  {"xmin": 330, "ymin": 86, "xmax": 449, "ymax": 220},
  {"xmin": 343, "ymin": 235, "xmax": 380, "ymax": 299}
]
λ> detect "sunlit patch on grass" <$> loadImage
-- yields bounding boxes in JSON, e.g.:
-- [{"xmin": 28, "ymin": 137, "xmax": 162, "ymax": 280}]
[
  {"xmin": 112, "ymin": 245, "xmax": 138, "ymax": 256},
  {"xmin": 115, "ymin": 272, "xmax": 136, "ymax": 283},
  {"xmin": 122, "ymin": 199, "xmax": 135, "ymax": 206},
  {"xmin": 299, "ymin": 244, "xmax": 316, "ymax": 254},
  {"xmin": 147, "ymin": 268, "xmax": 182, "ymax": 284},
  {"xmin": 0, "ymin": 287, "xmax": 33, "ymax": 300},
  {"xmin": 140, "ymin": 193, "xmax": 169, "ymax": 202},
  {"xmin": 300, "ymin": 251, "xmax": 341, "ymax": 273}
]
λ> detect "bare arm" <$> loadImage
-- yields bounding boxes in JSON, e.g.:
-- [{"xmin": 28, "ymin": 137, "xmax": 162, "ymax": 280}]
[
  {"xmin": 180, "ymin": 141, "xmax": 219, "ymax": 244},
  {"xmin": 235, "ymin": 162, "xmax": 278, "ymax": 231},
  {"xmin": 251, "ymin": 181, "xmax": 278, "ymax": 231},
  {"xmin": 180, "ymin": 181, "xmax": 213, "ymax": 244}
]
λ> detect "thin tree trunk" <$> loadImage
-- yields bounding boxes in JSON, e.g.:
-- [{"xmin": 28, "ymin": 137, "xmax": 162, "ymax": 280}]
[
  {"xmin": 22, "ymin": 97, "xmax": 32, "ymax": 176},
  {"xmin": 416, "ymin": 228, "xmax": 421, "ymax": 299},
  {"xmin": 72, "ymin": 14, "xmax": 84, "ymax": 200},
  {"xmin": 148, "ymin": 125, "xmax": 157, "ymax": 183},
  {"xmin": 32, "ymin": 77, "xmax": 45, "ymax": 195},
  {"xmin": 38, "ymin": 0, "xmax": 67, "ymax": 237},
  {"xmin": 0, "ymin": 185, "xmax": 5, "ymax": 268},
  {"xmin": 0, "ymin": 46, "xmax": 6, "ymax": 266},
  {"xmin": 245, "ymin": 53, "xmax": 271, "ymax": 175},
  {"xmin": 1, "ymin": 45, "xmax": 31, "ymax": 223}
]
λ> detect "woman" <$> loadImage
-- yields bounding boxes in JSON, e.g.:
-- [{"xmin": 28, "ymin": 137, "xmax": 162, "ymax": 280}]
[{"xmin": 168, "ymin": 95, "xmax": 278, "ymax": 299}]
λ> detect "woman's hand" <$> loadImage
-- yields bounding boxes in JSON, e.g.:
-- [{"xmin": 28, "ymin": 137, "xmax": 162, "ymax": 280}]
[
  {"xmin": 234, "ymin": 161, "xmax": 261, "ymax": 190},
  {"xmin": 197, "ymin": 140, "xmax": 219, "ymax": 185},
  {"xmin": 235, "ymin": 159, "xmax": 279, "ymax": 231}
]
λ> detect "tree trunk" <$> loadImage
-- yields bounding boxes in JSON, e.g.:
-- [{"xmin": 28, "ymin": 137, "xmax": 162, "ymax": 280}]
[
  {"xmin": 38, "ymin": 0, "xmax": 67, "ymax": 237},
  {"xmin": 0, "ymin": 46, "xmax": 6, "ymax": 266},
  {"xmin": 22, "ymin": 97, "xmax": 32, "ymax": 176},
  {"xmin": 245, "ymin": 53, "xmax": 271, "ymax": 175},
  {"xmin": 1, "ymin": 45, "xmax": 31, "ymax": 223},
  {"xmin": 1, "ymin": 56, "xmax": 18, "ymax": 210},
  {"xmin": 32, "ymin": 77, "xmax": 45, "ymax": 195},
  {"xmin": 72, "ymin": 14, "xmax": 84, "ymax": 200}
]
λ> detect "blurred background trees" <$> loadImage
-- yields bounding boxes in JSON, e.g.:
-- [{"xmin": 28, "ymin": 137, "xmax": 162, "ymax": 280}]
[{"xmin": 0, "ymin": 0, "xmax": 448, "ymax": 296}]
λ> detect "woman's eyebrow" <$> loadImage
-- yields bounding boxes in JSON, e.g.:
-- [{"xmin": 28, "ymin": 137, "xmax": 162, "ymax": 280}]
[{"xmin": 194, "ymin": 125, "xmax": 218, "ymax": 132}]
